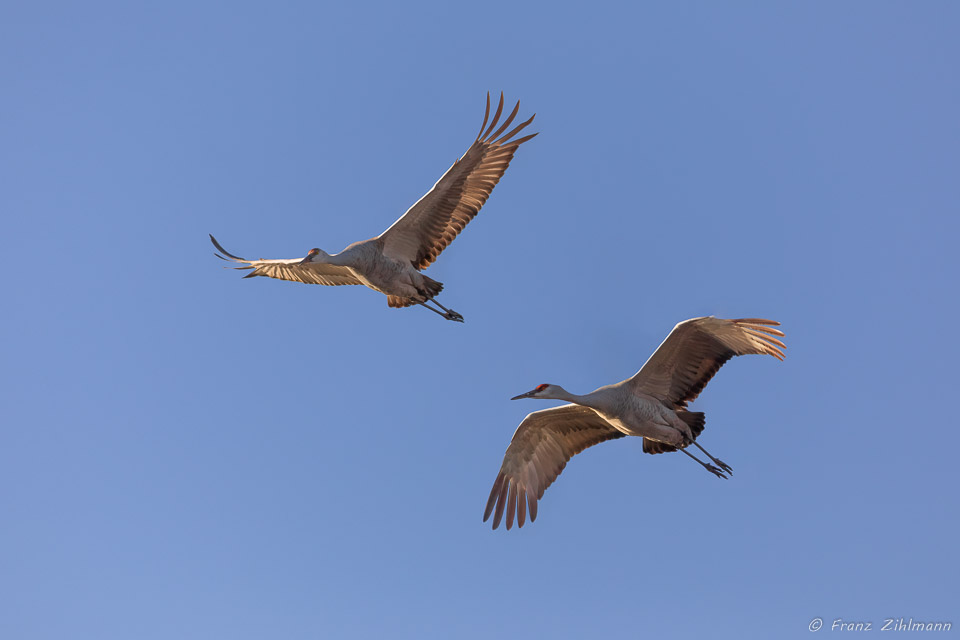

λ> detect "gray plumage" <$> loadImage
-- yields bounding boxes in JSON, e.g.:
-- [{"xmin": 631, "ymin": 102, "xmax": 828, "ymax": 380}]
[
  {"xmin": 211, "ymin": 93, "xmax": 536, "ymax": 322},
  {"xmin": 485, "ymin": 317, "xmax": 786, "ymax": 530}
]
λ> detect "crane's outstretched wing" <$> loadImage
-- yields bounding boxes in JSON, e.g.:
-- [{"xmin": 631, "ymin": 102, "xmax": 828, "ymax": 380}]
[
  {"xmin": 210, "ymin": 235, "xmax": 363, "ymax": 287},
  {"xmin": 484, "ymin": 405, "xmax": 624, "ymax": 531},
  {"xmin": 627, "ymin": 317, "xmax": 785, "ymax": 409},
  {"xmin": 379, "ymin": 92, "xmax": 537, "ymax": 270}
]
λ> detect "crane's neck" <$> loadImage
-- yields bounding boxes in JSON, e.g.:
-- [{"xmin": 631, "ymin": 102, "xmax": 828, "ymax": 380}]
[
  {"xmin": 545, "ymin": 387, "xmax": 610, "ymax": 413},
  {"xmin": 309, "ymin": 250, "xmax": 349, "ymax": 267}
]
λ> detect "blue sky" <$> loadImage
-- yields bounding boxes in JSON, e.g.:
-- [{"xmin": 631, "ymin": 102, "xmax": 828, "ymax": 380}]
[{"xmin": 2, "ymin": 2, "xmax": 958, "ymax": 638}]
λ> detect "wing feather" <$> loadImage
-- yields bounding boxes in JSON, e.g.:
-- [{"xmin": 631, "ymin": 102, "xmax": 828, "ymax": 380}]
[
  {"xmin": 627, "ymin": 317, "xmax": 786, "ymax": 408},
  {"xmin": 483, "ymin": 405, "xmax": 624, "ymax": 530},
  {"xmin": 209, "ymin": 235, "xmax": 363, "ymax": 287},
  {"xmin": 379, "ymin": 92, "xmax": 537, "ymax": 270}
]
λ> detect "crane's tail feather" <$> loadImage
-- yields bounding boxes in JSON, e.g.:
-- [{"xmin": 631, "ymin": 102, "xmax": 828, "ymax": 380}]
[
  {"xmin": 642, "ymin": 411, "xmax": 705, "ymax": 455},
  {"xmin": 387, "ymin": 295, "xmax": 415, "ymax": 308},
  {"xmin": 386, "ymin": 276, "xmax": 444, "ymax": 309},
  {"xmin": 420, "ymin": 275, "xmax": 443, "ymax": 299}
]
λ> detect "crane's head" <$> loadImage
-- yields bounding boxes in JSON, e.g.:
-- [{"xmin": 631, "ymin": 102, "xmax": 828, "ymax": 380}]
[
  {"xmin": 300, "ymin": 248, "xmax": 322, "ymax": 264},
  {"xmin": 511, "ymin": 383, "xmax": 560, "ymax": 400}
]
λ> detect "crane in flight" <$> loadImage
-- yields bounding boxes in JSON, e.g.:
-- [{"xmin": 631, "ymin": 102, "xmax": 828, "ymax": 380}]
[
  {"xmin": 210, "ymin": 93, "xmax": 537, "ymax": 322},
  {"xmin": 484, "ymin": 316, "xmax": 786, "ymax": 530}
]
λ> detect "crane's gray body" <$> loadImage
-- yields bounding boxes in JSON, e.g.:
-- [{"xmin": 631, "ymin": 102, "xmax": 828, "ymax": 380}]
[
  {"xmin": 210, "ymin": 93, "xmax": 537, "ymax": 322},
  {"xmin": 314, "ymin": 238, "xmax": 431, "ymax": 301},
  {"xmin": 538, "ymin": 383, "xmax": 693, "ymax": 447}
]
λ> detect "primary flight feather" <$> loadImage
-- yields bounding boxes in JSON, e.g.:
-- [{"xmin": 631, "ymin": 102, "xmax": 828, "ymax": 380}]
[
  {"xmin": 485, "ymin": 316, "xmax": 786, "ymax": 530},
  {"xmin": 211, "ymin": 92, "xmax": 537, "ymax": 322}
]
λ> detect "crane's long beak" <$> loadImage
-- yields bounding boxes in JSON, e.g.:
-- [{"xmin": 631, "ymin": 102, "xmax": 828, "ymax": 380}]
[
  {"xmin": 511, "ymin": 389, "xmax": 538, "ymax": 400},
  {"xmin": 299, "ymin": 256, "xmax": 312, "ymax": 264}
]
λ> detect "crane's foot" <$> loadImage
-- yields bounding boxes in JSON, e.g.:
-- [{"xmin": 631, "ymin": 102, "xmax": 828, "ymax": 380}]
[
  {"xmin": 714, "ymin": 458, "xmax": 733, "ymax": 475},
  {"xmin": 679, "ymin": 447, "xmax": 728, "ymax": 479},
  {"xmin": 691, "ymin": 441, "xmax": 733, "ymax": 476},
  {"xmin": 417, "ymin": 300, "xmax": 464, "ymax": 322},
  {"xmin": 703, "ymin": 463, "xmax": 729, "ymax": 480}
]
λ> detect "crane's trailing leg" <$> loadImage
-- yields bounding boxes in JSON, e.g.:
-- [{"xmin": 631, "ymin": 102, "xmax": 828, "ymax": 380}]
[
  {"xmin": 692, "ymin": 441, "xmax": 733, "ymax": 476},
  {"xmin": 426, "ymin": 297, "xmax": 464, "ymax": 323},
  {"xmin": 413, "ymin": 279, "xmax": 464, "ymax": 322},
  {"xmin": 679, "ymin": 447, "xmax": 728, "ymax": 479},
  {"xmin": 417, "ymin": 301, "xmax": 464, "ymax": 323}
]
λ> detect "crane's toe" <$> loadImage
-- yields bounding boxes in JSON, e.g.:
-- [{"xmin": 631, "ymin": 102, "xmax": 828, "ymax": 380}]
[
  {"xmin": 704, "ymin": 463, "xmax": 728, "ymax": 479},
  {"xmin": 445, "ymin": 310, "xmax": 465, "ymax": 323},
  {"xmin": 715, "ymin": 459, "xmax": 733, "ymax": 475}
]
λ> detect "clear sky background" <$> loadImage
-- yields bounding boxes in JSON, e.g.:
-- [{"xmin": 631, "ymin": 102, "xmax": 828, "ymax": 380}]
[{"xmin": 2, "ymin": 2, "xmax": 958, "ymax": 638}]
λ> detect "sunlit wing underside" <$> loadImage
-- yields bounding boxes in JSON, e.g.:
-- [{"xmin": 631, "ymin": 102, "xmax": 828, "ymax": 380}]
[
  {"xmin": 484, "ymin": 404, "xmax": 625, "ymax": 530},
  {"xmin": 379, "ymin": 92, "xmax": 537, "ymax": 270},
  {"xmin": 210, "ymin": 235, "xmax": 363, "ymax": 287},
  {"xmin": 628, "ymin": 317, "xmax": 786, "ymax": 408}
]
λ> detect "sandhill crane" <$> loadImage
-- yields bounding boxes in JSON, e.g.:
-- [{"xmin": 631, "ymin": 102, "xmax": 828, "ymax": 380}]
[
  {"xmin": 210, "ymin": 93, "xmax": 536, "ymax": 322},
  {"xmin": 484, "ymin": 317, "xmax": 786, "ymax": 530}
]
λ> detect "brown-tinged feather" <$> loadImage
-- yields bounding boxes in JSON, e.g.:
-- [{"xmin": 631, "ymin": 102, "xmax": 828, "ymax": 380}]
[
  {"xmin": 489, "ymin": 100, "xmax": 520, "ymax": 141},
  {"xmin": 476, "ymin": 92, "xmax": 491, "ymax": 139},
  {"xmin": 484, "ymin": 405, "xmax": 623, "ymax": 530},
  {"xmin": 380, "ymin": 94, "xmax": 537, "ymax": 271},
  {"xmin": 506, "ymin": 481, "xmax": 518, "ymax": 530},
  {"xmin": 482, "ymin": 92, "xmax": 505, "ymax": 140},
  {"xmin": 209, "ymin": 235, "xmax": 363, "ymax": 287},
  {"xmin": 483, "ymin": 472, "xmax": 505, "ymax": 522},
  {"xmin": 628, "ymin": 317, "xmax": 786, "ymax": 408}
]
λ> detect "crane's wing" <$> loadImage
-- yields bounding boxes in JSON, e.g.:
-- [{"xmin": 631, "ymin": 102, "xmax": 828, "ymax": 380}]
[
  {"xmin": 627, "ymin": 317, "xmax": 785, "ymax": 408},
  {"xmin": 484, "ymin": 404, "xmax": 624, "ymax": 530},
  {"xmin": 210, "ymin": 235, "xmax": 363, "ymax": 287},
  {"xmin": 379, "ymin": 92, "xmax": 537, "ymax": 270}
]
